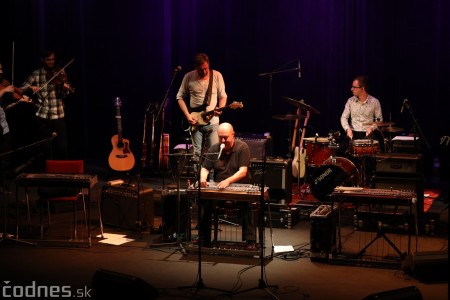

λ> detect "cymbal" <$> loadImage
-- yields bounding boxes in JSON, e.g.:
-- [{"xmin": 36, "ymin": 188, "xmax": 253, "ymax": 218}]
[
  {"xmin": 363, "ymin": 121, "xmax": 395, "ymax": 127},
  {"xmin": 382, "ymin": 127, "xmax": 404, "ymax": 133},
  {"xmin": 272, "ymin": 114, "xmax": 306, "ymax": 121},
  {"xmin": 282, "ymin": 97, "xmax": 320, "ymax": 114}
]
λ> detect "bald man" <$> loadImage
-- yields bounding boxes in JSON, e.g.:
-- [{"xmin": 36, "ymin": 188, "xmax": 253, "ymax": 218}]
[{"xmin": 198, "ymin": 122, "xmax": 256, "ymax": 250}]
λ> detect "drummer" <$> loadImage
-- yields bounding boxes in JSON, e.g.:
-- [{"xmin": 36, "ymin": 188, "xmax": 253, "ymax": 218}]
[
  {"xmin": 340, "ymin": 75, "xmax": 383, "ymax": 186},
  {"xmin": 340, "ymin": 75, "xmax": 383, "ymax": 148}
]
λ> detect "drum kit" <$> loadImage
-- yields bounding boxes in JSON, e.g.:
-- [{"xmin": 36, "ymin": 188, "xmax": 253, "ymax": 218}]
[{"xmin": 272, "ymin": 97, "xmax": 405, "ymax": 202}]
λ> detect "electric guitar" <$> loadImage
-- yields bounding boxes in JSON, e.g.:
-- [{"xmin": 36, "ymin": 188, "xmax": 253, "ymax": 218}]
[
  {"xmin": 292, "ymin": 110, "xmax": 310, "ymax": 178},
  {"xmin": 188, "ymin": 101, "xmax": 243, "ymax": 132},
  {"xmin": 108, "ymin": 97, "xmax": 135, "ymax": 171}
]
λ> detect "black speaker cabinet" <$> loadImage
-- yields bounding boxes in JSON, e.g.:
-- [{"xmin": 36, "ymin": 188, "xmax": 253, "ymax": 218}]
[
  {"xmin": 101, "ymin": 184, "xmax": 154, "ymax": 230},
  {"xmin": 375, "ymin": 153, "xmax": 424, "ymax": 175},
  {"xmin": 403, "ymin": 251, "xmax": 448, "ymax": 283},
  {"xmin": 92, "ymin": 268, "xmax": 158, "ymax": 300},
  {"xmin": 372, "ymin": 175, "xmax": 424, "ymax": 232},
  {"xmin": 362, "ymin": 286, "xmax": 423, "ymax": 300},
  {"xmin": 236, "ymin": 134, "xmax": 272, "ymax": 159},
  {"xmin": 309, "ymin": 205, "xmax": 336, "ymax": 261},
  {"xmin": 249, "ymin": 158, "xmax": 292, "ymax": 203}
]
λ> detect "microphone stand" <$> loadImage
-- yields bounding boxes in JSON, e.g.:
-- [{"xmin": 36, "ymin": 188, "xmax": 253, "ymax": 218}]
[
  {"xmin": 258, "ymin": 59, "xmax": 301, "ymax": 135},
  {"xmin": 155, "ymin": 68, "xmax": 181, "ymax": 186},
  {"xmin": 178, "ymin": 131, "xmax": 230, "ymax": 296},
  {"xmin": 405, "ymin": 100, "xmax": 430, "ymax": 152},
  {"xmin": 231, "ymin": 138, "xmax": 279, "ymax": 299},
  {"xmin": 149, "ymin": 152, "xmax": 192, "ymax": 255},
  {"xmin": 0, "ymin": 134, "xmax": 56, "ymax": 246}
]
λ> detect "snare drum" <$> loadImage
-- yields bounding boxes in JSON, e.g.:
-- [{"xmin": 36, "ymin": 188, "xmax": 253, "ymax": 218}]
[
  {"xmin": 350, "ymin": 139, "xmax": 379, "ymax": 157},
  {"xmin": 304, "ymin": 137, "xmax": 332, "ymax": 167},
  {"xmin": 310, "ymin": 157, "xmax": 358, "ymax": 201}
]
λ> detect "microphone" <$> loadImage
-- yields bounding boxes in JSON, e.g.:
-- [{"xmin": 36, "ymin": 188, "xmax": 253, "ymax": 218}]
[
  {"xmin": 297, "ymin": 60, "xmax": 301, "ymax": 78},
  {"xmin": 51, "ymin": 132, "xmax": 58, "ymax": 139},
  {"xmin": 174, "ymin": 66, "xmax": 182, "ymax": 72},
  {"xmin": 400, "ymin": 99, "xmax": 408, "ymax": 113},
  {"xmin": 217, "ymin": 143, "xmax": 225, "ymax": 159}
]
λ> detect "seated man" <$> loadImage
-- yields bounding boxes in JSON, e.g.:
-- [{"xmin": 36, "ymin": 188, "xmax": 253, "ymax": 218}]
[{"xmin": 198, "ymin": 122, "xmax": 256, "ymax": 250}]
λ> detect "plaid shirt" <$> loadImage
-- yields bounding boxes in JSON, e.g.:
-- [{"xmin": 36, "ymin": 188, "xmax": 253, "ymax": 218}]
[{"xmin": 21, "ymin": 68, "xmax": 67, "ymax": 119}]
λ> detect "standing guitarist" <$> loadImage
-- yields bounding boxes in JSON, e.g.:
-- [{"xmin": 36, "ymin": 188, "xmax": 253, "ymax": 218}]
[{"xmin": 176, "ymin": 53, "xmax": 227, "ymax": 164}]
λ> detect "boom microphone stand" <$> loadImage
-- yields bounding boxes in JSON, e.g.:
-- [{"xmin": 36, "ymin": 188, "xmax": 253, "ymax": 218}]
[{"xmin": 1, "ymin": 133, "xmax": 57, "ymax": 246}]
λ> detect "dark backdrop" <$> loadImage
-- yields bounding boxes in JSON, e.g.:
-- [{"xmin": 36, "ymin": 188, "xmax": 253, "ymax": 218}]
[{"xmin": 1, "ymin": 0, "xmax": 449, "ymax": 179}]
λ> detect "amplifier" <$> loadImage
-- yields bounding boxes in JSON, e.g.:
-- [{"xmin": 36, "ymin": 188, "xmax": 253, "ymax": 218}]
[
  {"xmin": 235, "ymin": 133, "xmax": 272, "ymax": 159},
  {"xmin": 375, "ymin": 153, "xmax": 423, "ymax": 175},
  {"xmin": 249, "ymin": 158, "xmax": 292, "ymax": 203},
  {"xmin": 101, "ymin": 184, "xmax": 154, "ymax": 230},
  {"xmin": 310, "ymin": 205, "xmax": 336, "ymax": 261},
  {"xmin": 264, "ymin": 206, "xmax": 299, "ymax": 229}
]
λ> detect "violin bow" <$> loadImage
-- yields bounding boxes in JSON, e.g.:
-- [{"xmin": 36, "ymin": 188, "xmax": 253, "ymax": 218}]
[
  {"xmin": 34, "ymin": 58, "xmax": 75, "ymax": 94},
  {"xmin": 11, "ymin": 41, "xmax": 15, "ymax": 85}
]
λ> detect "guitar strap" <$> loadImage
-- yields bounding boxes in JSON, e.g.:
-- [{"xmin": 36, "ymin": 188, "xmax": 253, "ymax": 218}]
[
  {"xmin": 189, "ymin": 70, "xmax": 214, "ymax": 113},
  {"xmin": 203, "ymin": 69, "xmax": 213, "ymax": 106}
]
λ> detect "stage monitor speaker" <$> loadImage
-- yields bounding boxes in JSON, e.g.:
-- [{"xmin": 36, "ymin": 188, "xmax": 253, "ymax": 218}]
[
  {"xmin": 402, "ymin": 251, "xmax": 448, "ymax": 283},
  {"xmin": 362, "ymin": 286, "xmax": 422, "ymax": 300},
  {"xmin": 249, "ymin": 158, "xmax": 292, "ymax": 203},
  {"xmin": 101, "ymin": 184, "xmax": 154, "ymax": 230},
  {"xmin": 92, "ymin": 268, "xmax": 158, "ymax": 300}
]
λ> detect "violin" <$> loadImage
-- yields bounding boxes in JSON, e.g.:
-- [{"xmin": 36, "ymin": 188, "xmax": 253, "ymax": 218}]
[
  {"xmin": 45, "ymin": 67, "xmax": 75, "ymax": 93},
  {"xmin": 0, "ymin": 79, "xmax": 25, "ymax": 101}
]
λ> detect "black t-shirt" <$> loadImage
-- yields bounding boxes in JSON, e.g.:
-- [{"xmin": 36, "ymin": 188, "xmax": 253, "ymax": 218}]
[{"xmin": 202, "ymin": 138, "xmax": 251, "ymax": 183}]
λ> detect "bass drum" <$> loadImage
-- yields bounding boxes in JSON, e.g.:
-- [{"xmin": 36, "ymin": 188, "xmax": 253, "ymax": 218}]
[{"xmin": 310, "ymin": 157, "xmax": 358, "ymax": 201}]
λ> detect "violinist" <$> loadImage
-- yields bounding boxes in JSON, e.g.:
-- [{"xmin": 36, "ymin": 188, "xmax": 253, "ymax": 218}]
[
  {"xmin": 0, "ymin": 63, "xmax": 13, "ymax": 158},
  {"xmin": 21, "ymin": 50, "xmax": 73, "ymax": 164},
  {"xmin": 0, "ymin": 63, "xmax": 34, "ymax": 112}
]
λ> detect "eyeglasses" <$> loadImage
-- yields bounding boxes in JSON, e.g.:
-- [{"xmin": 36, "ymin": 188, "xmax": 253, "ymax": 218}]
[{"xmin": 351, "ymin": 86, "xmax": 362, "ymax": 89}]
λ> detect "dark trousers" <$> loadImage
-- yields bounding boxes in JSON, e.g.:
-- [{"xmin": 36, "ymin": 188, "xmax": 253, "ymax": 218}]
[{"xmin": 198, "ymin": 199, "xmax": 256, "ymax": 246}]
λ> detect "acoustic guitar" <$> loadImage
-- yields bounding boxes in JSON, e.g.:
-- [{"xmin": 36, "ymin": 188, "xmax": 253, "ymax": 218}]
[
  {"xmin": 188, "ymin": 101, "xmax": 243, "ymax": 132},
  {"xmin": 108, "ymin": 97, "xmax": 135, "ymax": 171}
]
